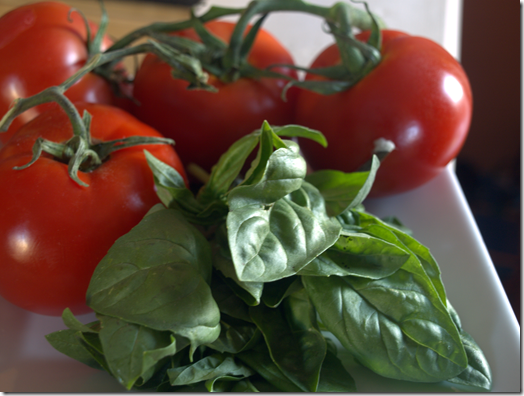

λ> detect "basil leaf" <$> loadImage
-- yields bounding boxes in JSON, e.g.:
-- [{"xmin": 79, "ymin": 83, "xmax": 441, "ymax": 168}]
[
  {"xmin": 216, "ymin": 378, "xmax": 259, "ymax": 392},
  {"xmin": 249, "ymin": 289, "xmax": 326, "ymax": 392},
  {"xmin": 227, "ymin": 181, "xmax": 341, "ymax": 282},
  {"xmin": 306, "ymin": 155, "xmax": 380, "ymax": 216},
  {"xmin": 356, "ymin": 211, "xmax": 448, "ymax": 306},
  {"xmin": 145, "ymin": 151, "xmax": 228, "ymax": 225},
  {"xmin": 272, "ymin": 124, "xmax": 327, "ymax": 147},
  {"xmin": 446, "ymin": 302, "xmax": 492, "ymax": 390},
  {"xmin": 86, "ymin": 205, "xmax": 221, "ymax": 356},
  {"xmin": 96, "ymin": 314, "xmax": 178, "ymax": 390},
  {"xmin": 207, "ymin": 314, "xmax": 259, "ymax": 354},
  {"xmin": 167, "ymin": 354, "xmax": 253, "ymax": 386},
  {"xmin": 240, "ymin": 120, "xmax": 280, "ymax": 188},
  {"xmin": 447, "ymin": 331, "xmax": 493, "ymax": 391},
  {"xmin": 61, "ymin": 307, "xmax": 99, "ymax": 333},
  {"xmin": 237, "ymin": 342, "xmax": 303, "ymax": 392},
  {"xmin": 298, "ymin": 231, "xmax": 410, "ymax": 279},
  {"xmin": 228, "ymin": 139, "xmax": 306, "ymax": 210},
  {"xmin": 212, "ymin": 237, "xmax": 264, "ymax": 306},
  {"xmin": 210, "ymin": 272, "xmax": 253, "ymax": 322},
  {"xmin": 302, "ymin": 274, "xmax": 468, "ymax": 382},
  {"xmin": 45, "ymin": 329, "xmax": 105, "ymax": 371},
  {"xmin": 261, "ymin": 275, "xmax": 303, "ymax": 308},
  {"xmin": 198, "ymin": 132, "xmax": 260, "ymax": 203},
  {"xmin": 317, "ymin": 348, "xmax": 357, "ymax": 392}
]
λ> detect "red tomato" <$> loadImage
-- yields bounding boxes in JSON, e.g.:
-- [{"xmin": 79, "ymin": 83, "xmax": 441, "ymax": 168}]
[
  {"xmin": 0, "ymin": 1, "xmax": 129, "ymax": 146},
  {"xmin": 0, "ymin": 102, "xmax": 187, "ymax": 316},
  {"xmin": 131, "ymin": 20, "xmax": 298, "ymax": 174},
  {"xmin": 295, "ymin": 30, "xmax": 473, "ymax": 197}
]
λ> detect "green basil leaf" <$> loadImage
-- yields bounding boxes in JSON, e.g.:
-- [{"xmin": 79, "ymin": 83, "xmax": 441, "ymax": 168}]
[
  {"xmin": 61, "ymin": 308, "xmax": 99, "ymax": 333},
  {"xmin": 302, "ymin": 274, "xmax": 468, "ymax": 382},
  {"xmin": 237, "ymin": 342, "xmax": 303, "ymax": 392},
  {"xmin": 86, "ymin": 205, "xmax": 221, "ymax": 356},
  {"xmin": 144, "ymin": 150, "xmax": 201, "ymax": 212},
  {"xmin": 45, "ymin": 329, "xmax": 105, "ymax": 371},
  {"xmin": 97, "ymin": 314, "xmax": 178, "ymax": 390},
  {"xmin": 447, "ymin": 330, "xmax": 493, "ymax": 391},
  {"xmin": 306, "ymin": 155, "xmax": 380, "ymax": 216},
  {"xmin": 272, "ymin": 124, "xmax": 327, "ymax": 147},
  {"xmin": 210, "ymin": 272, "xmax": 253, "ymax": 322},
  {"xmin": 228, "ymin": 139, "xmax": 307, "ymax": 210},
  {"xmin": 261, "ymin": 276, "xmax": 303, "ymax": 308},
  {"xmin": 227, "ymin": 181, "xmax": 341, "ymax": 282},
  {"xmin": 240, "ymin": 120, "xmax": 279, "ymax": 188},
  {"xmin": 317, "ymin": 348, "xmax": 357, "ymax": 392},
  {"xmin": 446, "ymin": 302, "xmax": 492, "ymax": 391},
  {"xmin": 207, "ymin": 315, "xmax": 259, "ymax": 354},
  {"xmin": 198, "ymin": 132, "xmax": 260, "ymax": 203},
  {"xmin": 206, "ymin": 376, "xmax": 258, "ymax": 392},
  {"xmin": 145, "ymin": 151, "xmax": 228, "ymax": 225},
  {"xmin": 167, "ymin": 354, "xmax": 253, "ymax": 386},
  {"xmin": 212, "ymin": 238, "xmax": 264, "ymax": 306},
  {"xmin": 222, "ymin": 378, "xmax": 259, "ymax": 392},
  {"xmin": 356, "ymin": 211, "xmax": 448, "ymax": 306},
  {"xmin": 381, "ymin": 215, "xmax": 413, "ymax": 236},
  {"xmin": 299, "ymin": 231, "xmax": 410, "ymax": 279},
  {"xmin": 249, "ymin": 289, "xmax": 326, "ymax": 392}
]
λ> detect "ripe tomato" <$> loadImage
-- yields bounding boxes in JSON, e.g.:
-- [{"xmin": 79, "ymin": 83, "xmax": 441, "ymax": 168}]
[
  {"xmin": 131, "ymin": 20, "xmax": 298, "ymax": 175},
  {"xmin": 295, "ymin": 30, "xmax": 473, "ymax": 197},
  {"xmin": 0, "ymin": 102, "xmax": 187, "ymax": 316},
  {"xmin": 0, "ymin": 1, "xmax": 129, "ymax": 146}
]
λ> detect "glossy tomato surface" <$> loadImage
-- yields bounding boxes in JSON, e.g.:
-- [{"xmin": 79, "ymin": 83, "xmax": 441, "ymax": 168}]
[
  {"xmin": 0, "ymin": 1, "xmax": 128, "ymax": 145},
  {"xmin": 0, "ymin": 102, "xmax": 186, "ymax": 316},
  {"xmin": 295, "ymin": 30, "xmax": 473, "ymax": 197},
  {"xmin": 132, "ymin": 20, "xmax": 298, "ymax": 174}
]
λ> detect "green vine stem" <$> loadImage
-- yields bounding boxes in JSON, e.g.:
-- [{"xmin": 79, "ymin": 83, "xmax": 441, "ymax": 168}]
[
  {"xmin": 100, "ymin": 0, "xmax": 384, "ymax": 90},
  {"xmin": 0, "ymin": 40, "xmax": 205, "ymax": 187},
  {"xmin": 106, "ymin": 6, "xmax": 246, "ymax": 52},
  {"xmin": 223, "ymin": 0, "xmax": 384, "ymax": 77}
]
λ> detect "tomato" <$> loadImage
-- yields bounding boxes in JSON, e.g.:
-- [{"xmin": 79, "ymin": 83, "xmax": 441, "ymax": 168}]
[
  {"xmin": 131, "ymin": 20, "xmax": 298, "ymax": 175},
  {"xmin": 0, "ymin": 102, "xmax": 187, "ymax": 316},
  {"xmin": 0, "ymin": 1, "xmax": 129, "ymax": 146},
  {"xmin": 295, "ymin": 30, "xmax": 473, "ymax": 197}
]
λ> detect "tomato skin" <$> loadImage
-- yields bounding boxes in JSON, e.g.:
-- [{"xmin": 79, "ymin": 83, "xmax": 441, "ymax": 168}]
[
  {"xmin": 0, "ymin": 103, "xmax": 187, "ymax": 316},
  {"xmin": 0, "ymin": 1, "xmax": 129, "ymax": 145},
  {"xmin": 295, "ymin": 30, "xmax": 473, "ymax": 197},
  {"xmin": 131, "ymin": 20, "xmax": 298, "ymax": 174}
]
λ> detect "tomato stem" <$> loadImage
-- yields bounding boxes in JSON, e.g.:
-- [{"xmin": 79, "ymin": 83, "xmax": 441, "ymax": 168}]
[
  {"xmin": 187, "ymin": 163, "xmax": 211, "ymax": 184},
  {"xmin": 0, "ymin": 41, "xmax": 192, "ymax": 187},
  {"xmin": 221, "ymin": 0, "xmax": 383, "ymax": 84},
  {"xmin": 106, "ymin": 6, "xmax": 245, "ymax": 52}
]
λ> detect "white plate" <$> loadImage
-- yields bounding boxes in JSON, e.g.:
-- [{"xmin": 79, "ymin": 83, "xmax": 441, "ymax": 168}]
[{"xmin": 0, "ymin": 165, "xmax": 519, "ymax": 392}]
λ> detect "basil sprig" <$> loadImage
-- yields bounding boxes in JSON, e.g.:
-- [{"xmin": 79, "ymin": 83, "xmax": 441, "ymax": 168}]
[{"xmin": 46, "ymin": 122, "xmax": 491, "ymax": 392}]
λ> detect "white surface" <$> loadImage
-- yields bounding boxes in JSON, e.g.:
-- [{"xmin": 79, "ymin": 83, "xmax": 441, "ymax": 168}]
[{"xmin": 0, "ymin": 166, "xmax": 520, "ymax": 392}]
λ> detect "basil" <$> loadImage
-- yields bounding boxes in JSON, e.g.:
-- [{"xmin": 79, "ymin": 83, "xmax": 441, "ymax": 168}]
[{"xmin": 47, "ymin": 122, "xmax": 491, "ymax": 392}]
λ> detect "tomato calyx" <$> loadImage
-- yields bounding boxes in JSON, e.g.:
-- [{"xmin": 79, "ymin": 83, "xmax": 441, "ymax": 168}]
[{"xmin": 0, "ymin": 65, "xmax": 176, "ymax": 188}]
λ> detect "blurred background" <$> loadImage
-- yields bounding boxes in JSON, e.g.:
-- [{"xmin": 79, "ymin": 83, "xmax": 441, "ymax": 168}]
[{"xmin": 456, "ymin": 0, "xmax": 520, "ymax": 323}]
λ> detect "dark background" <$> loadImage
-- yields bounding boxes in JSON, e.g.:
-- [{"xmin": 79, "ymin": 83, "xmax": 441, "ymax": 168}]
[
  {"xmin": 456, "ymin": 0, "xmax": 520, "ymax": 323},
  {"xmin": 143, "ymin": 0, "xmax": 522, "ymax": 322}
]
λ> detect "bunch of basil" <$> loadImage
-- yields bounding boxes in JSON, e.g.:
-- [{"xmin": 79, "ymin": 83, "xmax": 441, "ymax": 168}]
[{"xmin": 46, "ymin": 122, "xmax": 491, "ymax": 392}]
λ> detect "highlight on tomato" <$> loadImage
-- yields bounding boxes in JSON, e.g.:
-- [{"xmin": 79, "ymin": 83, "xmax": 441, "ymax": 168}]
[
  {"xmin": 0, "ymin": 1, "xmax": 130, "ymax": 145},
  {"xmin": 0, "ymin": 102, "xmax": 187, "ymax": 316}
]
